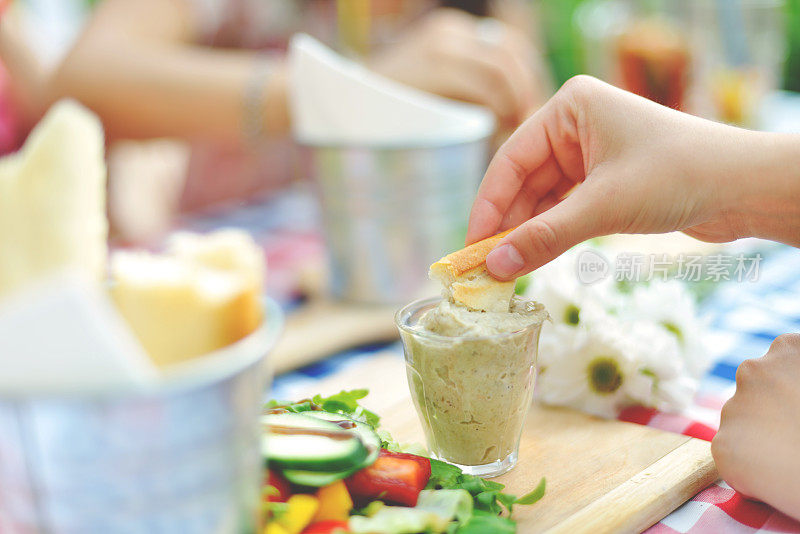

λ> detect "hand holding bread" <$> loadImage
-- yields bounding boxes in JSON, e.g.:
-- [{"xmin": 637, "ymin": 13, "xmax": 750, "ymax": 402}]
[{"xmin": 429, "ymin": 228, "xmax": 517, "ymax": 313}]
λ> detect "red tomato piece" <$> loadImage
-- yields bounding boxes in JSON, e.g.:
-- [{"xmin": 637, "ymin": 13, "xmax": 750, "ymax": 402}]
[
  {"xmin": 344, "ymin": 450, "xmax": 431, "ymax": 507},
  {"xmin": 264, "ymin": 470, "xmax": 291, "ymax": 502},
  {"xmin": 302, "ymin": 520, "xmax": 350, "ymax": 533}
]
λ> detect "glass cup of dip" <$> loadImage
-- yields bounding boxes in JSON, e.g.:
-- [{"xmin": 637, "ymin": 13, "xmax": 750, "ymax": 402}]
[{"xmin": 395, "ymin": 296, "xmax": 546, "ymax": 477}]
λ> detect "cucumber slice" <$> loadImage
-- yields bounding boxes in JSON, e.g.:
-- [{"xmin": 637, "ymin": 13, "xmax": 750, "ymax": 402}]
[
  {"xmin": 262, "ymin": 413, "xmax": 367, "ymax": 472},
  {"xmin": 304, "ymin": 412, "xmax": 381, "ymax": 469},
  {"xmin": 282, "ymin": 468, "xmax": 354, "ymax": 487}
]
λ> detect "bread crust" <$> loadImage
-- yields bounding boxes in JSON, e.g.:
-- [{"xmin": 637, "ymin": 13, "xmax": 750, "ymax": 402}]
[
  {"xmin": 430, "ymin": 227, "xmax": 514, "ymax": 279},
  {"xmin": 429, "ymin": 227, "xmax": 518, "ymax": 312}
]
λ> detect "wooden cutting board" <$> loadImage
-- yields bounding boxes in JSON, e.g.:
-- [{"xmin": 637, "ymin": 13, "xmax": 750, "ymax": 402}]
[
  {"xmin": 270, "ymin": 301, "xmax": 398, "ymax": 374},
  {"xmin": 285, "ymin": 353, "xmax": 719, "ymax": 534}
]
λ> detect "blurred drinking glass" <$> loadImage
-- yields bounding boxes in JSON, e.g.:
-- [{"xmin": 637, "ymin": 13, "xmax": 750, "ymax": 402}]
[
  {"xmin": 616, "ymin": 17, "xmax": 690, "ymax": 110},
  {"xmin": 577, "ymin": 0, "xmax": 785, "ymax": 126},
  {"xmin": 680, "ymin": 0, "xmax": 785, "ymax": 127}
]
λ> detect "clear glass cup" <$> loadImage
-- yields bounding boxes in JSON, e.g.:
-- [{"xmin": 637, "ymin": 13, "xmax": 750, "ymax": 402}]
[{"xmin": 395, "ymin": 297, "xmax": 543, "ymax": 477}]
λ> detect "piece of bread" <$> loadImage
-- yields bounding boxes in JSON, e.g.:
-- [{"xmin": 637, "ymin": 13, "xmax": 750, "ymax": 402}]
[
  {"xmin": 166, "ymin": 229, "xmax": 266, "ymax": 291},
  {"xmin": 110, "ymin": 230, "xmax": 264, "ymax": 368},
  {"xmin": 0, "ymin": 100, "xmax": 107, "ymax": 298},
  {"xmin": 429, "ymin": 228, "xmax": 516, "ymax": 312}
]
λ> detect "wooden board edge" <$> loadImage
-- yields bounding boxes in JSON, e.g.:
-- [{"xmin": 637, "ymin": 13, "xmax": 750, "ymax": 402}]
[
  {"xmin": 543, "ymin": 438, "xmax": 719, "ymax": 534},
  {"xmin": 271, "ymin": 301, "xmax": 399, "ymax": 374}
]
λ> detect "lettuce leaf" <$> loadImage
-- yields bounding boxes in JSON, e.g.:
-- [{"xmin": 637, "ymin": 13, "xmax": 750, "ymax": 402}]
[
  {"xmin": 416, "ymin": 489, "xmax": 473, "ymax": 524},
  {"xmin": 265, "ymin": 389, "xmax": 380, "ymax": 428},
  {"xmin": 267, "ymin": 391, "xmax": 546, "ymax": 533},
  {"xmin": 427, "ymin": 459, "xmax": 545, "ymax": 515},
  {"xmin": 349, "ymin": 506, "xmax": 450, "ymax": 534}
]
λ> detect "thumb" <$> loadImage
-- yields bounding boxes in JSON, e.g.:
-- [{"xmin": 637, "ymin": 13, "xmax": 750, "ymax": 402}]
[{"xmin": 486, "ymin": 183, "xmax": 610, "ymax": 279}]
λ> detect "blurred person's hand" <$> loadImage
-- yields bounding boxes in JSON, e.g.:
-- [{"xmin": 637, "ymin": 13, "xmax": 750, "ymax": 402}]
[
  {"xmin": 370, "ymin": 8, "xmax": 548, "ymax": 128},
  {"xmin": 711, "ymin": 334, "xmax": 800, "ymax": 521},
  {"xmin": 466, "ymin": 75, "xmax": 800, "ymax": 279}
]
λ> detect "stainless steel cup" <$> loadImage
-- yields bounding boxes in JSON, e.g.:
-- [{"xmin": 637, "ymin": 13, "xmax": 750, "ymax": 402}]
[
  {"xmin": 300, "ymin": 138, "xmax": 490, "ymax": 304},
  {"xmin": 0, "ymin": 299, "xmax": 283, "ymax": 534}
]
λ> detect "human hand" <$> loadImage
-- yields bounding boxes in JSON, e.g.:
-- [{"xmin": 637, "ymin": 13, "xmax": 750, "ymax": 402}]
[
  {"xmin": 711, "ymin": 334, "xmax": 800, "ymax": 520},
  {"xmin": 467, "ymin": 75, "xmax": 798, "ymax": 280},
  {"xmin": 370, "ymin": 8, "xmax": 547, "ymax": 128}
]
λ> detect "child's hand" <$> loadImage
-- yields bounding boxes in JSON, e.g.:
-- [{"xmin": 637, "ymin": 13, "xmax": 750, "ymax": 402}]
[
  {"xmin": 467, "ymin": 75, "xmax": 798, "ymax": 279},
  {"xmin": 712, "ymin": 334, "xmax": 800, "ymax": 520}
]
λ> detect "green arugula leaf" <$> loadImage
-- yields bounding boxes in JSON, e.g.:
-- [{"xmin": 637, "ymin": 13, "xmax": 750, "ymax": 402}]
[
  {"xmin": 311, "ymin": 390, "xmax": 381, "ymax": 428},
  {"xmin": 474, "ymin": 490, "xmax": 503, "ymax": 514},
  {"xmin": 426, "ymin": 459, "xmax": 544, "ymax": 519},
  {"xmin": 459, "ymin": 476, "xmax": 504, "ymax": 496},
  {"xmin": 496, "ymin": 492, "xmax": 518, "ymax": 513},
  {"xmin": 312, "ymin": 389, "xmax": 368, "ymax": 410},
  {"xmin": 427, "ymin": 459, "xmax": 463, "ymax": 489},
  {"xmin": 515, "ymin": 477, "xmax": 546, "ymax": 505},
  {"xmin": 514, "ymin": 274, "xmax": 531, "ymax": 295},
  {"xmin": 455, "ymin": 510, "xmax": 516, "ymax": 533}
]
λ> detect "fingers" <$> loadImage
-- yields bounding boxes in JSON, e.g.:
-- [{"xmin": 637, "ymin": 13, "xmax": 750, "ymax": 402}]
[
  {"xmin": 440, "ymin": 55, "xmax": 520, "ymax": 124},
  {"xmin": 500, "ymin": 172, "xmax": 573, "ymax": 229},
  {"xmin": 466, "ymin": 99, "xmax": 572, "ymax": 244},
  {"xmin": 468, "ymin": 76, "xmax": 620, "ymax": 246},
  {"xmin": 440, "ymin": 13, "xmax": 538, "ymax": 125},
  {"xmin": 471, "ymin": 32, "xmax": 537, "ymax": 123},
  {"xmin": 485, "ymin": 181, "xmax": 609, "ymax": 279},
  {"xmin": 439, "ymin": 37, "xmax": 533, "ymax": 126}
]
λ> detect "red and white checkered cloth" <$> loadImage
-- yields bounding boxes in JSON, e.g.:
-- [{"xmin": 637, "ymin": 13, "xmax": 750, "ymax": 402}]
[{"xmin": 619, "ymin": 405, "xmax": 800, "ymax": 533}]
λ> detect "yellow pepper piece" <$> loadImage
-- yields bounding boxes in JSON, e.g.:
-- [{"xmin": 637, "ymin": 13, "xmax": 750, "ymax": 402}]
[
  {"xmin": 277, "ymin": 495, "xmax": 320, "ymax": 534},
  {"xmin": 264, "ymin": 524, "xmax": 290, "ymax": 534},
  {"xmin": 313, "ymin": 481, "xmax": 354, "ymax": 523}
]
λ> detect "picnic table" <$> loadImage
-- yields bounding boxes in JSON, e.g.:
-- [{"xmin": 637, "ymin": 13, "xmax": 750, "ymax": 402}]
[{"xmin": 181, "ymin": 185, "xmax": 800, "ymax": 534}]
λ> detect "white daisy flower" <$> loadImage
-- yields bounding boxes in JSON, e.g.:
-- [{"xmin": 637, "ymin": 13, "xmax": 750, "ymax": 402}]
[
  {"xmin": 524, "ymin": 248, "xmax": 616, "ymax": 328},
  {"xmin": 626, "ymin": 280, "xmax": 710, "ymax": 378},
  {"xmin": 625, "ymin": 320, "xmax": 697, "ymax": 412},
  {"xmin": 527, "ymin": 248, "xmax": 706, "ymax": 418},
  {"xmin": 536, "ymin": 322, "xmax": 584, "ymax": 374},
  {"xmin": 653, "ymin": 376, "xmax": 697, "ymax": 412},
  {"xmin": 536, "ymin": 317, "xmax": 636, "ymax": 419}
]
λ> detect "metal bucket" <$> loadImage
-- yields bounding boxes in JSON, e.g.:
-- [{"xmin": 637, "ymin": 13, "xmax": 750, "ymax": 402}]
[
  {"xmin": 0, "ymin": 299, "xmax": 283, "ymax": 534},
  {"xmin": 301, "ymin": 138, "xmax": 491, "ymax": 304}
]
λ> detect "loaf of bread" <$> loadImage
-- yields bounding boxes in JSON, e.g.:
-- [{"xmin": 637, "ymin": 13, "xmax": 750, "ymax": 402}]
[
  {"xmin": 110, "ymin": 230, "xmax": 265, "ymax": 367},
  {"xmin": 0, "ymin": 100, "xmax": 106, "ymax": 298},
  {"xmin": 429, "ymin": 228, "xmax": 517, "ymax": 313}
]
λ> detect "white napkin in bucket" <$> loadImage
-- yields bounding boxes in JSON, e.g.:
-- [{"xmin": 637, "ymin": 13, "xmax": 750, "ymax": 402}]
[
  {"xmin": 0, "ymin": 272, "xmax": 159, "ymax": 394},
  {"xmin": 289, "ymin": 33, "xmax": 495, "ymax": 146}
]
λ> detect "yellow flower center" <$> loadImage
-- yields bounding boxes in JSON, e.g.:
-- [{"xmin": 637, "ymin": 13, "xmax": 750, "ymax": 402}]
[
  {"xmin": 564, "ymin": 304, "xmax": 581, "ymax": 325},
  {"xmin": 661, "ymin": 321, "xmax": 684, "ymax": 344},
  {"xmin": 587, "ymin": 357, "xmax": 623, "ymax": 394}
]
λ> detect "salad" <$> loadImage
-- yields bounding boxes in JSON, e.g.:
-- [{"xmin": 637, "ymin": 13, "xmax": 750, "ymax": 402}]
[{"xmin": 262, "ymin": 390, "xmax": 545, "ymax": 534}]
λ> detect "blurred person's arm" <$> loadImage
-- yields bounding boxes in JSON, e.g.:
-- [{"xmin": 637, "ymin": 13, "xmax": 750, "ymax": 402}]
[
  {"xmin": 48, "ymin": 0, "xmax": 290, "ymax": 140},
  {"xmin": 0, "ymin": 6, "xmax": 47, "ymax": 129},
  {"xmin": 50, "ymin": 0, "xmax": 549, "ymax": 141}
]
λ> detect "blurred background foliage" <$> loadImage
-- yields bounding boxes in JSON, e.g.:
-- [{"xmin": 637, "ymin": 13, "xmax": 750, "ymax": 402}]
[
  {"xmin": 537, "ymin": 0, "xmax": 799, "ymax": 91},
  {"xmin": 786, "ymin": 0, "xmax": 800, "ymax": 91}
]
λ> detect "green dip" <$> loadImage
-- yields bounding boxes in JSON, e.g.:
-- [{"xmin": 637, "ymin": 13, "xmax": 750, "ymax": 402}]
[{"xmin": 401, "ymin": 297, "xmax": 547, "ymax": 467}]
